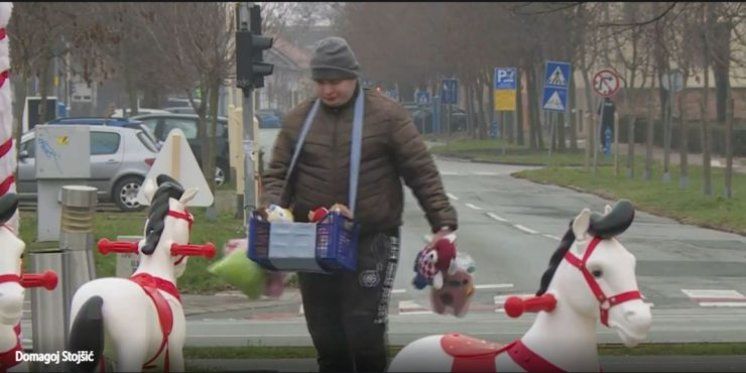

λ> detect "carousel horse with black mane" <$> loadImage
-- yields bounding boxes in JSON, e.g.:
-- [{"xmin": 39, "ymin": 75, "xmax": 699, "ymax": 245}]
[
  {"xmin": 388, "ymin": 200, "xmax": 652, "ymax": 372},
  {"xmin": 67, "ymin": 175, "xmax": 215, "ymax": 372},
  {"xmin": 0, "ymin": 194, "xmax": 58, "ymax": 372}
]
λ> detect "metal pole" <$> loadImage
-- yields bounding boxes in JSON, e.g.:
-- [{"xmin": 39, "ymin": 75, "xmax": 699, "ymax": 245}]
[
  {"xmin": 239, "ymin": 2, "xmax": 257, "ymax": 226},
  {"xmin": 594, "ymin": 102, "xmax": 603, "ymax": 177}
]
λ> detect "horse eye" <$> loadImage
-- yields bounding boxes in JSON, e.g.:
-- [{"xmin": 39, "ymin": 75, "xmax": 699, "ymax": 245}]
[{"xmin": 592, "ymin": 269, "xmax": 603, "ymax": 278}]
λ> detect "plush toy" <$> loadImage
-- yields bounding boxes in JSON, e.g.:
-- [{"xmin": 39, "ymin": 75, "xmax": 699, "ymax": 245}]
[
  {"xmin": 213, "ymin": 237, "xmax": 288, "ymax": 299},
  {"xmin": 412, "ymin": 233, "xmax": 457, "ymax": 290},
  {"xmin": 308, "ymin": 203, "xmax": 353, "ymax": 223},
  {"xmin": 258, "ymin": 204, "xmax": 294, "ymax": 222},
  {"xmin": 430, "ymin": 253, "xmax": 476, "ymax": 317}
]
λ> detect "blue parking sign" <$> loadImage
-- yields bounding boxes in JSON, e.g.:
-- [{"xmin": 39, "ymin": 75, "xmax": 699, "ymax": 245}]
[
  {"xmin": 494, "ymin": 68, "xmax": 517, "ymax": 90},
  {"xmin": 441, "ymin": 79, "xmax": 458, "ymax": 104}
]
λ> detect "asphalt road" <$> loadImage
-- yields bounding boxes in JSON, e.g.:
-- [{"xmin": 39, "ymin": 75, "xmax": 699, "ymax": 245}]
[{"xmin": 179, "ymin": 157, "xmax": 746, "ymax": 347}]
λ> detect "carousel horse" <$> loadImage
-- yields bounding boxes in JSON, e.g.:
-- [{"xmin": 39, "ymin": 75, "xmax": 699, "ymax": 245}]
[
  {"xmin": 388, "ymin": 200, "xmax": 652, "ymax": 372},
  {"xmin": 67, "ymin": 175, "xmax": 215, "ymax": 372},
  {"xmin": 0, "ymin": 194, "xmax": 58, "ymax": 372}
]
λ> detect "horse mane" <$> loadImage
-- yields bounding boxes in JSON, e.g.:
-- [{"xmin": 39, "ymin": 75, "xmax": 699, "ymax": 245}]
[
  {"xmin": 536, "ymin": 200, "xmax": 635, "ymax": 295},
  {"xmin": 0, "ymin": 193, "xmax": 17, "ymax": 225},
  {"xmin": 536, "ymin": 222, "xmax": 575, "ymax": 296},
  {"xmin": 141, "ymin": 176, "xmax": 184, "ymax": 255}
]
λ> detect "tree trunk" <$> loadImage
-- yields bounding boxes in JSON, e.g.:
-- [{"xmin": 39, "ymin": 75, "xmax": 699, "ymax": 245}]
[
  {"xmin": 724, "ymin": 97, "xmax": 733, "ymax": 198},
  {"xmin": 476, "ymin": 75, "xmax": 486, "ymax": 140},
  {"xmin": 534, "ymin": 63, "xmax": 545, "ymax": 151},
  {"xmin": 38, "ymin": 57, "xmax": 50, "ymax": 124},
  {"xmin": 679, "ymin": 82, "xmax": 689, "ymax": 189},
  {"xmin": 124, "ymin": 62, "xmax": 138, "ymax": 117},
  {"xmin": 207, "ymin": 80, "xmax": 220, "ymax": 194},
  {"xmin": 526, "ymin": 63, "xmax": 539, "ymax": 150},
  {"xmin": 702, "ymin": 3, "xmax": 713, "ymax": 196},
  {"xmin": 644, "ymin": 69, "xmax": 655, "ymax": 181},
  {"xmin": 13, "ymin": 73, "xmax": 28, "ymax": 158},
  {"xmin": 569, "ymin": 74, "xmax": 578, "ymax": 151},
  {"xmin": 516, "ymin": 69, "xmax": 525, "ymax": 146},
  {"xmin": 626, "ymin": 115, "xmax": 635, "ymax": 179}
]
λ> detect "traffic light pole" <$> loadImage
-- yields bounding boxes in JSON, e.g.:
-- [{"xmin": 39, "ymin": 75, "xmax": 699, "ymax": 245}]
[{"xmin": 238, "ymin": 2, "xmax": 256, "ymax": 227}]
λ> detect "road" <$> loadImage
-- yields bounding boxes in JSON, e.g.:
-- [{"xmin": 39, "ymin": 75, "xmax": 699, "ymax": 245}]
[
  {"xmin": 178, "ymin": 157, "xmax": 746, "ymax": 347},
  {"xmin": 18, "ymin": 157, "xmax": 746, "ymax": 364}
]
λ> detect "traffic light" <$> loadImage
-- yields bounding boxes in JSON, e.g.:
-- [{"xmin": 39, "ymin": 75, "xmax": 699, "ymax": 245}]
[{"xmin": 236, "ymin": 4, "xmax": 273, "ymax": 90}]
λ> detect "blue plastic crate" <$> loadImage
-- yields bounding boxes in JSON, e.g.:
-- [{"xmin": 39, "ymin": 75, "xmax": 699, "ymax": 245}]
[{"xmin": 248, "ymin": 211, "xmax": 360, "ymax": 273}]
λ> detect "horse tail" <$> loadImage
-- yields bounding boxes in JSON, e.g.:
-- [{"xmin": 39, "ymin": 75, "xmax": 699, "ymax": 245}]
[{"xmin": 67, "ymin": 296, "xmax": 105, "ymax": 373}]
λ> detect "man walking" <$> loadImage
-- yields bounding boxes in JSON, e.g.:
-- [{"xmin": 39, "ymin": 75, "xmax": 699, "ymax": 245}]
[{"xmin": 260, "ymin": 36, "xmax": 458, "ymax": 372}]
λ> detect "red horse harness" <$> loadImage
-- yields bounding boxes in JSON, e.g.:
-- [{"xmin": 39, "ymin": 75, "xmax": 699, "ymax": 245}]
[
  {"xmin": 564, "ymin": 237, "xmax": 643, "ymax": 326},
  {"xmin": 129, "ymin": 273, "xmax": 181, "ymax": 373}
]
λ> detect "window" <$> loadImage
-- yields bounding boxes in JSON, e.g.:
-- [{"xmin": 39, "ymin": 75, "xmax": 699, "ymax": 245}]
[
  {"xmin": 91, "ymin": 132, "xmax": 120, "ymax": 155},
  {"xmin": 139, "ymin": 118, "xmax": 159, "ymax": 134},
  {"xmin": 137, "ymin": 131, "xmax": 158, "ymax": 153},
  {"xmin": 163, "ymin": 118, "xmax": 197, "ymax": 140}
]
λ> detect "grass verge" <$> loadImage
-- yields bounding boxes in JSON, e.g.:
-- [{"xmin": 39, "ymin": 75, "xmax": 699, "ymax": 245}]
[{"xmin": 183, "ymin": 343, "xmax": 746, "ymax": 359}]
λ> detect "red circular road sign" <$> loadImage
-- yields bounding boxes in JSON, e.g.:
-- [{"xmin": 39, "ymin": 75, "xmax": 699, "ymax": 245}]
[{"xmin": 593, "ymin": 69, "xmax": 620, "ymax": 97}]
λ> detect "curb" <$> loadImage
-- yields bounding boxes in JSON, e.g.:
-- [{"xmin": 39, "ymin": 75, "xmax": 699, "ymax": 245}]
[{"xmin": 183, "ymin": 289, "xmax": 302, "ymax": 316}]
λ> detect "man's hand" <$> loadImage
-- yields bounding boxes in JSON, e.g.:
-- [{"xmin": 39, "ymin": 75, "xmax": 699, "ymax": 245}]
[{"xmin": 427, "ymin": 226, "xmax": 454, "ymax": 248}]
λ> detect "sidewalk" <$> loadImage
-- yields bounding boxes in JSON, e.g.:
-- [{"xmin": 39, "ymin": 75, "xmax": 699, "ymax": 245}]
[{"xmin": 182, "ymin": 288, "xmax": 301, "ymax": 316}]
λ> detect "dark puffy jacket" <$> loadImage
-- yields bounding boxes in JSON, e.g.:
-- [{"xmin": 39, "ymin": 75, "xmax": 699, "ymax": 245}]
[{"xmin": 260, "ymin": 88, "xmax": 457, "ymax": 235}]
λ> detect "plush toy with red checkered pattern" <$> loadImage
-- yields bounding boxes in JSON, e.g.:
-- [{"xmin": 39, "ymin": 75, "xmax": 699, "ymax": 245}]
[{"xmin": 412, "ymin": 233, "xmax": 457, "ymax": 290}]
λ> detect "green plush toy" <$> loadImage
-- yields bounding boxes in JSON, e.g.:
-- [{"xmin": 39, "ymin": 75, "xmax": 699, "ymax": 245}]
[{"xmin": 207, "ymin": 249, "xmax": 266, "ymax": 300}]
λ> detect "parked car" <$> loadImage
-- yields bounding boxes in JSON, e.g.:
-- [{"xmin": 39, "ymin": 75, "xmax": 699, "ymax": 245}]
[
  {"xmin": 130, "ymin": 113, "xmax": 230, "ymax": 186},
  {"xmin": 163, "ymin": 107, "xmax": 196, "ymax": 115},
  {"xmin": 256, "ymin": 109, "xmax": 283, "ymax": 129},
  {"xmin": 110, "ymin": 108, "xmax": 171, "ymax": 118},
  {"xmin": 17, "ymin": 126, "xmax": 158, "ymax": 212},
  {"xmin": 44, "ymin": 116, "xmax": 160, "ymax": 149}
]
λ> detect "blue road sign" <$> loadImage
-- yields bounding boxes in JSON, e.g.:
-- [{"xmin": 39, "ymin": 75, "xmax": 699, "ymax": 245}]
[
  {"xmin": 542, "ymin": 61, "xmax": 571, "ymax": 112},
  {"xmin": 494, "ymin": 68, "xmax": 517, "ymax": 90},
  {"xmin": 441, "ymin": 79, "xmax": 458, "ymax": 104},
  {"xmin": 415, "ymin": 90, "xmax": 431, "ymax": 105}
]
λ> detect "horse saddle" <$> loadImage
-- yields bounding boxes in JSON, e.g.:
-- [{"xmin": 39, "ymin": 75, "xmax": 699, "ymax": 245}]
[{"xmin": 441, "ymin": 333, "xmax": 506, "ymax": 372}]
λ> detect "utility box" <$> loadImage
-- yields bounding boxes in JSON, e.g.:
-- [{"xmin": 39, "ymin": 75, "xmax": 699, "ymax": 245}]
[
  {"xmin": 35, "ymin": 125, "xmax": 90, "ymax": 179},
  {"xmin": 34, "ymin": 125, "xmax": 91, "ymax": 242}
]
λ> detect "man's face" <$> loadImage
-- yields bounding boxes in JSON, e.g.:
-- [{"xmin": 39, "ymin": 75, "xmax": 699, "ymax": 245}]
[{"xmin": 314, "ymin": 79, "xmax": 357, "ymax": 107}]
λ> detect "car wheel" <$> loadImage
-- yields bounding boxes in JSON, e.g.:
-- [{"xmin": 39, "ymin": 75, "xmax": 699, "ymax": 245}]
[
  {"xmin": 113, "ymin": 176, "xmax": 145, "ymax": 212},
  {"xmin": 214, "ymin": 165, "xmax": 226, "ymax": 187}
]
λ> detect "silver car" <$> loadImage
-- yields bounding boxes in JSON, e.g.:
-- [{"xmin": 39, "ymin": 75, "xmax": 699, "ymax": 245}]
[{"xmin": 17, "ymin": 126, "xmax": 158, "ymax": 212}]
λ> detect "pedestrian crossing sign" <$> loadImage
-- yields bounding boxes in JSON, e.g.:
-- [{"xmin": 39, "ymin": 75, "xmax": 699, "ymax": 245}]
[
  {"xmin": 542, "ymin": 88, "xmax": 567, "ymax": 112},
  {"xmin": 542, "ymin": 61, "xmax": 571, "ymax": 112},
  {"xmin": 544, "ymin": 61, "xmax": 571, "ymax": 89}
]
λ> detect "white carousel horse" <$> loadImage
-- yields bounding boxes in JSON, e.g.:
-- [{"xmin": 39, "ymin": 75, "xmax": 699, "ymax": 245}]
[
  {"xmin": 388, "ymin": 200, "xmax": 652, "ymax": 372},
  {"xmin": 67, "ymin": 175, "xmax": 215, "ymax": 372},
  {"xmin": 0, "ymin": 194, "xmax": 58, "ymax": 372}
]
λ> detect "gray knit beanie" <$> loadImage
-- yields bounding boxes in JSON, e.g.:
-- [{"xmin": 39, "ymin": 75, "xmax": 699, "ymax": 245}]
[{"xmin": 310, "ymin": 37, "xmax": 360, "ymax": 81}]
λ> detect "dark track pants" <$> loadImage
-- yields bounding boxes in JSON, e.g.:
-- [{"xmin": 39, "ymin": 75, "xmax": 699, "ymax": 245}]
[{"xmin": 298, "ymin": 229, "xmax": 400, "ymax": 373}]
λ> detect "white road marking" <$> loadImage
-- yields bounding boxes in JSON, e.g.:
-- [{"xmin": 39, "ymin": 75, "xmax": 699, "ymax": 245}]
[
  {"xmin": 543, "ymin": 234, "xmax": 561, "ymax": 241},
  {"xmin": 475, "ymin": 283, "xmax": 514, "ymax": 290},
  {"xmin": 441, "ymin": 171, "xmax": 460, "ymax": 176},
  {"xmin": 465, "ymin": 203, "xmax": 483, "ymax": 211},
  {"xmin": 514, "ymin": 224, "xmax": 539, "ymax": 235},
  {"xmin": 682, "ymin": 289, "xmax": 745, "ymax": 300},
  {"xmin": 299, "ymin": 304, "xmax": 304, "ymax": 316},
  {"xmin": 398, "ymin": 300, "xmax": 433, "ymax": 315},
  {"xmin": 392, "ymin": 289, "xmax": 407, "ymax": 294},
  {"xmin": 698, "ymin": 302, "xmax": 746, "ymax": 308},
  {"xmin": 493, "ymin": 294, "xmax": 534, "ymax": 307},
  {"xmin": 486, "ymin": 212, "xmax": 507, "ymax": 222},
  {"xmin": 447, "ymin": 193, "xmax": 460, "ymax": 201}
]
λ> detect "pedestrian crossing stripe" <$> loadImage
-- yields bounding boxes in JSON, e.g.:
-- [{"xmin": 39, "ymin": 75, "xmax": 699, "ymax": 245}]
[
  {"xmin": 547, "ymin": 66, "xmax": 567, "ymax": 86},
  {"xmin": 543, "ymin": 91, "xmax": 565, "ymax": 111}
]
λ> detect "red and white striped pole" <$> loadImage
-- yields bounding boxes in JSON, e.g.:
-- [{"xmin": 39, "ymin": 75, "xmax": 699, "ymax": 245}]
[{"xmin": 0, "ymin": 3, "xmax": 17, "ymax": 232}]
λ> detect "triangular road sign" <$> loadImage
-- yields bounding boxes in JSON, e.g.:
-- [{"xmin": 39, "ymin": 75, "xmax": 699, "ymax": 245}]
[
  {"xmin": 543, "ymin": 91, "xmax": 565, "ymax": 111},
  {"xmin": 135, "ymin": 129, "xmax": 214, "ymax": 206},
  {"xmin": 548, "ymin": 66, "xmax": 566, "ymax": 86}
]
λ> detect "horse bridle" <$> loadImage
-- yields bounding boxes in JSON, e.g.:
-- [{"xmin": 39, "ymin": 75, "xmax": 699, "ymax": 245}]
[
  {"xmin": 167, "ymin": 209, "xmax": 194, "ymax": 266},
  {"xmin": 564, "ymin": 236, "xmax": 643, "ymax": 327}
]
